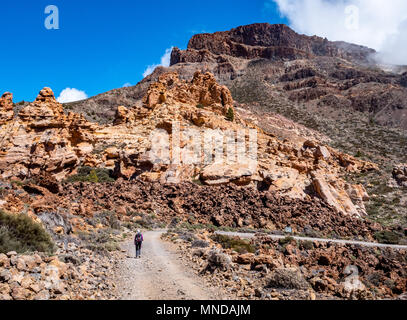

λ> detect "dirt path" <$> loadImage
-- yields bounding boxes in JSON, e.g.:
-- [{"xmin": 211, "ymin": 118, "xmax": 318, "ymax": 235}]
[
  {"xmin": 115, "ymin": 230, "xmax": 226, "ymax": 300},
  {"xmin": 216, "ymin": 231, "xmax": 407, "ymax": 250}
]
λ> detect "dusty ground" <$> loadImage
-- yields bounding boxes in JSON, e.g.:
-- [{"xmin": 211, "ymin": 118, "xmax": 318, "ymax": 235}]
[{"xmin": 114, "ymin": 230, "xmax": 228, "ymax": 300}]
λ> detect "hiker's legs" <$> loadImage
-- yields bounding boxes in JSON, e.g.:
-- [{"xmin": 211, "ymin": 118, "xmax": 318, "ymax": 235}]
[{"xmin": 135, "ymin": 243, "xmax": 142, "ymax": 258}]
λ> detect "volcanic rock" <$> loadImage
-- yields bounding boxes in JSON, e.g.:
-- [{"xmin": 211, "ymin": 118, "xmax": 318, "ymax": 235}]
[
  {"xmin": 171, "ymin": 24, "xmax": 374, "ymax": 66},
  {"xmin": 393, "ymin": 164, "xmax": 407, "ymax": 187},
  {"xmin": 0, "ymin": 88, "xmax": 97, "ymax": 180},
  {"xmin": 0, "ymin": 92, "xmax": 14, "ymax": 124},
  {"xmin": 0, "ymin": 72, "xmax": 377, "ymax": 218},
  {"xmin": 267, "ymin": 268, "xmax": 310, "ymax": 290}
]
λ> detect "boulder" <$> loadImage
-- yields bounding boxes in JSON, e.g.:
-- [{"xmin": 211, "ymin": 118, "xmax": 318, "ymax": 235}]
[
  {"xmin": 205, "ymin": 250, "xmax": 232, "ymax": 272},
  {"xmin": 201, "ymin": 161, "xmax": 256, "ymax": 186},
  {"xmin": 267, "ymin": 268, "xmax": 311, "ymax": 290},
  {"xmin": 114, "ymin": 106, "xmax": 136, "ymax": 125},
  {"xmin": 314, "ymin": 146, "xmax": 331, "ymax": 160},
  {"xmin": 234, "ymin": 253, "xmax": 255, "ymax": 265},
  {"xmin": 312, "ymin": 172, "xmax": 364, "ymax": 217},
  {"xmin": 393, "ymin": 164, "xmax": 407, "ymax": 187}
]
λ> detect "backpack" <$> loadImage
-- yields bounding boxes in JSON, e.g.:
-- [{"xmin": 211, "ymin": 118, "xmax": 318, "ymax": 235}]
[{"xmin": 135, "ymin": 233, "xmax": 143, "ymax": 243}]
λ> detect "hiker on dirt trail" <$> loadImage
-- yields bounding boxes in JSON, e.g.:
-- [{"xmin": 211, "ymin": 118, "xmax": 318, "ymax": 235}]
[{"xmin": 134, "ymin": 229, "xmax": 144, "ymax": 258}]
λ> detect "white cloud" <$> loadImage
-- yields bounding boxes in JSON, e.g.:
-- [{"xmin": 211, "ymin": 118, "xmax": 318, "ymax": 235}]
[
  {"xmin": 122, "ymin": 82, "xmax": 132, "ymax": 88},
  {"xmin": 143, "ymin": 47, "xmax": 173, "ymax": 78},
  {"xmin": 57, "ymin": 88, "xmax": 88, "ymax": 103},
  {"xmin": 143, "ymin": 65, "xmax": 158, "ymax": 78},
  {"xmin": 270, "ymin": 0, "xmax": 407, "ymax": 65}
]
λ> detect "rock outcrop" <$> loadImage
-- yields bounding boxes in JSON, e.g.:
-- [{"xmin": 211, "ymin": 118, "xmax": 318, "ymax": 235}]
[
  {"xmin": 393, "ymin": 164, "xmax": 407, "ymax": 187},
  {"xmin": 18, "ymin": 88, "xmax": 65, "ymax": 128},
  {"xmin": 60, "ymin": 23, "xmax": 407, "ymax": 132},
  {"xmin": 143, "ymin": 71, "xmax": 234, "ymax": 115},
  {"xmin": 0, "ymin": 92, "xmax": 14, "ymax": 125},
  {"xmin": 168, "ymin": 23, "xmax": 407, "ymax": 131},
  {"xmin": 0, "ymin": 88, "xmax": 97, "ymax": 180},
  {"xmin": 171, "ymin": 24, "xmax": 375, "ymax": 66},
  {"xmin": 0, "ymin": 72, "xmax": 377, "ymax": 217}
]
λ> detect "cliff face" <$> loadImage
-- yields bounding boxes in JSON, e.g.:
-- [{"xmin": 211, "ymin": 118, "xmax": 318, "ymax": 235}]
[
  {"xmin": 0, "ymin": 71, "xmax": 378, "ymax": 219},
  {"xmin": 169, "ymin": 23, "xmax": 407, "ymax": 131},
  {"xmin": 171, "ymin": 23, "xmax": 375, "ymax": 65},
  {"xmin": 0, "ymin": 88, "xmax": 98, "ymax": 180},
  {"xmin": 66, "ymin": 23, "xmax": 406, "ymax": 132}
]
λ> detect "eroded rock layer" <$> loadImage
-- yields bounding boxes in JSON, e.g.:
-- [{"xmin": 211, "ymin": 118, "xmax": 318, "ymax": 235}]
[{"xmin": 0, "ymin": 71, "xmax": 377, "ymax": 218}]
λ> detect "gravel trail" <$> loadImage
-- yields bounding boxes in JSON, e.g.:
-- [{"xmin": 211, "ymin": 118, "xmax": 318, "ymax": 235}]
[{"xmin": 115, "ymin": 230, "xmax": 226, "ymax": 300}]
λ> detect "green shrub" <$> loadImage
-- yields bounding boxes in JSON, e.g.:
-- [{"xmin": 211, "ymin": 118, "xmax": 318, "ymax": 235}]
[
  {"xmin": 226, "ymin": 107, "xmax": 235, "ymax": 122},
  {"xmin": 66, "ymin": 166, "xmax": 115, "ymax": 183},
  {"xmin": 0, "ymin": 210, "xmax": 54, "ymax": 254},
  {"xmin": 135, "ymin": 215, "xmax": 156, "ymax": 230},
  {"xmin": 210, "ymin": 234, "xmax": 255, "ymax": 254},
  {"xmin": 301, "ymin": 240, "xmax": 314, "ymax": 250},
  {"xmin": 374, "ymin": 231, "xmax": 400, "ymax": 244},
  {"xmin": 78, "ymin": 228, "xmax": 120, "ymax": 254},
  {"xmin": 104, "ymin": 241, "xmax": 120, "ymax": 252},
  {"xmin": 279, "ymin": 236, "xmax": 295, "ymax": 246},
  {"xmin": 88, "ymin": 170, "xmax": 99, "ymax": 183},
  {"xmin": 192, "ymin": 178, "xmax": 203, "ymax": 186},
  {"xmin": 196, "ymin": 103, "xmax": 205, "ymax": 109}
]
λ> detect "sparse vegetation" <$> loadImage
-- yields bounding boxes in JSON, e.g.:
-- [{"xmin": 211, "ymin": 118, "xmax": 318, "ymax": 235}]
[
  {"xmin": 192, "ymin": 178, "xmax": 204, "ymax": 186},
  {"xmin": 374, "ymin": 231, "xmax": 400, "ymax": 245},
  {"xmin": 87, "ymin": 211, "xmax": 121, "ymax": 230},
  {"xmin": 229, "ymin": 61, "xmax": 407, "ymax": 231},
  {"xmin": 226, "ymin": 107, "xmax": 235, "ymax": 122},
  {"xmin": 210, "ymin": 234, "xmax": 255, "ymax": 254},
  {"xmin": 279, "ymin": 236, "xmax": 295, "ymax": 246},
  {"xmin": 65, "ymin": 166, "xmax": 115, "ymax": 183},
  {"xmin": 0, "ymin": 210, "xmax": 54, "ymax": 254},
  {"xmin": 301, "ymin": 240, "xmax": 314, "ymax": 250},
  {"xmin": 78, "ymin": 228, "xmax": 121, "ymax": 254}
]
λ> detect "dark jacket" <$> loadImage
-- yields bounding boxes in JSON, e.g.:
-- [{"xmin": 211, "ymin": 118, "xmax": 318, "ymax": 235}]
[{"xmin": 134, "ymin": 233, "xmax": 144, "ymax": 244}]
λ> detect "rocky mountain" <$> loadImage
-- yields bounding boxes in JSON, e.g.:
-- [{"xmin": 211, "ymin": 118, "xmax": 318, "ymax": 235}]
[
  {"xmin": 66, "ymin": 23, "xmax": 407, "ymax": 132},
  {"xmin": 0, "ymin": 71, "xmax": 378, "ymax": 219},
  {"xmin": 170, "ymin": 23, "xmax": 407, "ymax": 129},
  {"xmin": 59, "ymin": 23, "xmax": 407, "ymax": 227},
  {"xmin": 1, "ymin": 23, "xmax": 407, "ymax": 301},
  {"xmin": 171, "ymin": 23, "xmax": 375, "ymax": 65}
]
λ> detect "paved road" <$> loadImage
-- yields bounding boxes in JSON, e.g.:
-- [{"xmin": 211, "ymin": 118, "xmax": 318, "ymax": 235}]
[{"xmin": 215, "ymin": 231, "xmax": 407, "ymax": 250}]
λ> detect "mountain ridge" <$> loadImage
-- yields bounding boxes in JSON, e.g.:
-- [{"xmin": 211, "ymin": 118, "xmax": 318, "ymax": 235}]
[{"xmin": 172, "ymin": 23, "xmax": 375, "ymax": 65}]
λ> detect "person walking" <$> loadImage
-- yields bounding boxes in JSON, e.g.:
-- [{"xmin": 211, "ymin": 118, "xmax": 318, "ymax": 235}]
[{"xmin": 134, "ymin": 229, "xmax": 144, "ymax": 258}]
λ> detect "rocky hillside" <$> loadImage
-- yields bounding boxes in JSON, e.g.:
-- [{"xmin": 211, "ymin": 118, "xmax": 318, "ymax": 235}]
[
  {"xmin": 171, "ymin": 23, "xmax": 375, "ymax": 65},
  {"xmin": 54, "ymin": 23, "xmax": 407, "ymax": 229},
  {"xmin": 1, "ymin": 71, "xmax": 380, "ymax": 220},
  {"xmin": 62, "ymin": 24, "xmax": 407, "ymax": 131},
  {"xmin": 170, "ymin": 23, "xmax": 407, "ymax": 129},
  {"xmin": 1, "ymin": 23, "xmax": 407, "ymax": 300}
]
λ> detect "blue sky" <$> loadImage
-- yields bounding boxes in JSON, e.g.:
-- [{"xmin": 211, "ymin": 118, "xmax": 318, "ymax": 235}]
[{"xmin": 0, "ymin": 0, "xmax": 286, "ymax": 102}]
